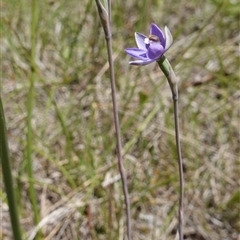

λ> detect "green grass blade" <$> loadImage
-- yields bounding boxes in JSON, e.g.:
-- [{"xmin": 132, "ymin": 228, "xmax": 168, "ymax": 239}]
[
  {"xmin": 0, "ymin": 96, "xmax": 22, "ymax": 240},
  {"xmin": 25, "ymin": 0, "xmax": 40, "ymax": 234}
]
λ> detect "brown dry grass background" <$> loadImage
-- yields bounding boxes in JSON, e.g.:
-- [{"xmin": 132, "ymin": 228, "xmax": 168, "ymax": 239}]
[{"xmin": 1, "ymin": 0, "xmax": 239, "ymax": 239}]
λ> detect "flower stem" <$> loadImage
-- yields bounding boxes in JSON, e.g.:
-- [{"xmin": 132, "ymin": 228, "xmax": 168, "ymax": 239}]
[
  {"xmin": 0, "ymin": 96, "xmax": 22, "ymax": 240},
  {"xmin": 95, "ymin": 1, "xmax": 132, "ymax": 239},
  {"xmin": 158, "ymin": 56, "xmax": 184, "ymax": 240}
]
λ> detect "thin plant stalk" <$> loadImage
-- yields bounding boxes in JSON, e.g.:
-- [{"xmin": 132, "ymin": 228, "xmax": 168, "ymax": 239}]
[
  {"xmin": 158, "ymin": 56, "xmax": 184, "ymax": 240},
  {"xmin": 94, "ymin": 1, "xmax": 132, "ymax": 239},
  {"xmin": 0, "ymin": 97, "xmax": 22, "ymax": 240},
  {"xmin": 26, "ymin": 0, "xmax": 40, "ymax": 232}
]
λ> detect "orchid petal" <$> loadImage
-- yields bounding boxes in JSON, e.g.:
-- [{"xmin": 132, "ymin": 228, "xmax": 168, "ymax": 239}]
[
  {"xmin": 125, "ymin": 23, "xmax": 173, "ymax": 66},
  {"xmin": 146, "ymin": 42, "xmax": 164, "ymax": 60},
  {"xmin": 164, "ymin": 26, "xmax": 173, "ymax": 51},
  {"xmin": 129, "ymin": 59, "xmax": 156, "ymax": 66},
  {"xmin": 150, "ymin": 23, "xmax": 165, "ymax": 47},
  {"xmin": 135, "ymin": 32, "xmax": 147, "ymax": 50},
  {"xmin": 125, "ymin": 48, "xmax": 147, "ymax": 60}
]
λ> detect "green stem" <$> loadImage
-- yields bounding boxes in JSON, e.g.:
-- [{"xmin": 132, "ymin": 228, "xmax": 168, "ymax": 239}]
[
  {"xmin": 0, "ymin": 97, "xmax": 22, "ymax": 240},
  {"xmin": 158, "ymin": 56, "xmax": 184, "ymax": 240},
  {"xmin": 26, "ymin": 0, "xmax": 40, "ymax": 232},
  {"xmin": 51, "ymin": 93, "xmax": 72, "ymax": 160}
]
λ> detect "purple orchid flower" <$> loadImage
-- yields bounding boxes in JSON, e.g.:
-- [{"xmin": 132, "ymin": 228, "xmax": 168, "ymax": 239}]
[{"xmin": 125, "ymin": 23, "xmax": 173, "ymax": 66}]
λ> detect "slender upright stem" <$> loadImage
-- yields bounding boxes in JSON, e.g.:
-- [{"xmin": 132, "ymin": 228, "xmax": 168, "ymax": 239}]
[
  {"xmin": 172, "ymin": 86, "xmax": 184, "ymax": 240},
  {"xmin": 0, "ymin": 97, "xmax": 22, "ymax": 240},
  {"xmin": 106, "ymin": 36, "xmax": 132, "ymax": 240},
  {"xmin": 26, "ymin": 0, "xmax": 40, "ymax": 231},
  {"xmin": 158, "ymin": 57, "xmax": 184, "ymax": 240},
  {"xmin": 95, "ymin": 1, "xmax": 132, "ymax": 239}
]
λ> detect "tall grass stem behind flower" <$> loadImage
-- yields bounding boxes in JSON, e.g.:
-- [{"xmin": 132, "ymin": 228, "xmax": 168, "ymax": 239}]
[
  {"xmin": 126, "ymin": 24, "xmax": 184, "ymax": 240},
  {"xmin": 95, "ymin": 0, "xmax": 132, "ymax": 239},
  {"xmin": 26, "ymin": 0, "xmax": 41, "ymax": 237}
]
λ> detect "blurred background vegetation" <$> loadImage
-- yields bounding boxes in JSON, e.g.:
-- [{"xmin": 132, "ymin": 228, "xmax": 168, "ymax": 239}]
[{"xmin": 1, "ymin": 0, "xmax": 239, "ymax": 239}]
